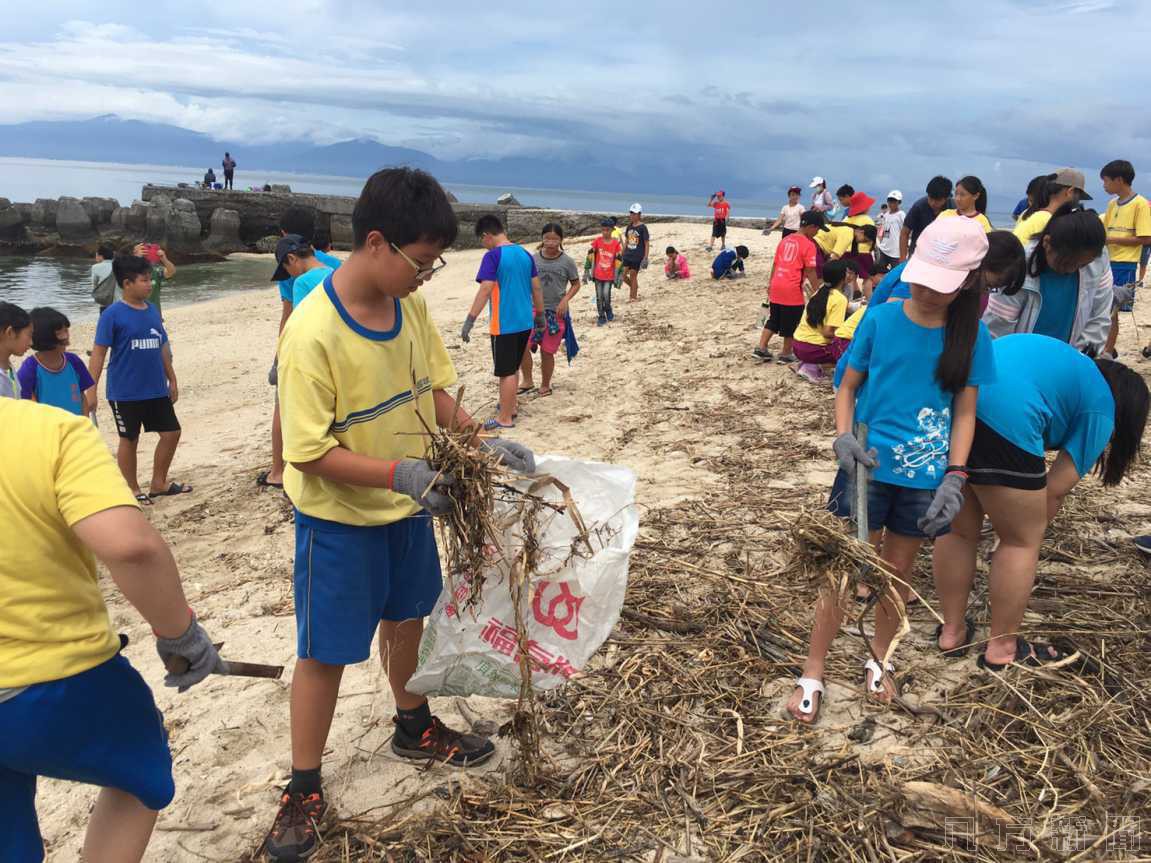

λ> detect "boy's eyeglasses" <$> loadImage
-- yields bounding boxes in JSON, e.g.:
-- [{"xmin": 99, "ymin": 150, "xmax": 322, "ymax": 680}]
[{"xmin": 391, "ymin": 243, "xmax": 448, "ymax": 281}]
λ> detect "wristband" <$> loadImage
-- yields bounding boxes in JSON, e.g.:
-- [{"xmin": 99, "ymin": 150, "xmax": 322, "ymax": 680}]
[
  {"xmin": 385, "ymin": 459, "xmax": 399, "ymax": 491},
  {"xmin": 945, "ymin": 464, "xmax": 967, "ymax": 473}
]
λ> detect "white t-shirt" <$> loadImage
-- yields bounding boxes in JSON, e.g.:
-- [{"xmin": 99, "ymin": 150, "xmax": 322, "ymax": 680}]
[
  {"xmin": 877, "ymin": 209, "xmax": 906, "ymax": 258},
  {"xmin": 779, "ymin": 203, "xmax": 806, "ymax": 231}
]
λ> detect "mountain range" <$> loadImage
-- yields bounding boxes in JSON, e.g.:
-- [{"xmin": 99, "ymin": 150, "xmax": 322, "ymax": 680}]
[{"xmin": 0, "ymin": 115, "xmax": 723, "ymax": 196}]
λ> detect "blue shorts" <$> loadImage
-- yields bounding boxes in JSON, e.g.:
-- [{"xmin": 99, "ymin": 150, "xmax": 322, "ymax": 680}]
[
  {"xmin": 1112, "ymin": 262, "xmax": 1139, "ymax": 311},
  {"xmin": 827, "ymin": 469, "xmax": 947, "ymax": 539},
  {"xmin": 0, "ymin": 654, "xmax": 174, "ymax": 863},
  {"xmin": 294, "ymin": 512, "xmax": 443, "ymax": 665}
]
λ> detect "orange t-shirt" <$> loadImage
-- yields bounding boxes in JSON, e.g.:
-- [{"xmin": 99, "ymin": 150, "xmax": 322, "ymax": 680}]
[
  {"xmin": 590, "ymin": 237, "xmax": 621, "ymax": 281},
  {"xmin": 711, "ymin": 201, "xmax": 731, "ymax": 222}
]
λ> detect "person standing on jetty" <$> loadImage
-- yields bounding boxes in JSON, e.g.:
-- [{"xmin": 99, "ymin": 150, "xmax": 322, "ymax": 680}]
[
  {"xmin": 461, "ymin": 214, "xmax": 544, "ymax": 430},
  {"xmin": 222, "ymin": 152, "xmax": 236, "ymax": 190},
  {"xmin": 622, "ymin": 203, "xmax": 650, "ymax": 302},
  {"xmin": 708, "ymin": 190, "xmax": 731, "ymax": 251}
]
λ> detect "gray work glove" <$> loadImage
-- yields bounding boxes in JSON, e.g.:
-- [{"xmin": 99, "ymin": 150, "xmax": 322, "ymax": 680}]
[
  {"xmin": 155, "ymin": 615, "xmax": 225, "ymax": 692},
  {"xmin": 392, "ymin": 458, "xmax": 457, "ymax": 516},
  {"xmin": 1113, "ymin": 281, "xmax": 1137, "ymax": 310},
  {"xmin": 641, "ymin": 257, "xmax": 649, "ymax": 270},
  {"xmin": 917, "ymin": 472, "xmax": 966, "ymax": 537},
  {"xmin": 483, "ymin": 439, "xmax": 536, "ymax": 474},
  {"xmin": 832, "ymin": 432, "xmax": 878, "ymax": 475},
  {"xmin": 460, "ymin": 314, "xmax": 477, "ymax": 343}
]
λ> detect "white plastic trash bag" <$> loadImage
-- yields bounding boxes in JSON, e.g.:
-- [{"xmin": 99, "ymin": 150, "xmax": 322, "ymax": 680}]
[{"xmin": 408, "ymin": 456, "xmax": 638, "ymax": 698}]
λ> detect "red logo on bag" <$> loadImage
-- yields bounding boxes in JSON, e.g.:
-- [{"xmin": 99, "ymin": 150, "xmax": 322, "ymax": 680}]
[{"xmin": 532, "ymin": 581, "xmax": 583, "ymax": 641}]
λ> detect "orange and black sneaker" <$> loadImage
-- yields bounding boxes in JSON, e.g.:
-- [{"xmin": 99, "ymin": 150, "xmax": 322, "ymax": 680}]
[
  {"xmin": 264, "ymin": 787, "xmax": 326, "ymax": 861},
  {"xmin": 391, "ymin": 715, "xmax": 496, "ymax": 767}
]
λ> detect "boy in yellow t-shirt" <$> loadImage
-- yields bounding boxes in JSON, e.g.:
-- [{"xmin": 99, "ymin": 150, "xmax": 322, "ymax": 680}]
[
  {"xmin": 264, "ymin": 168, "xmax": 536, "ymax": 861},
  {"xmin": 1100, "ymin": 159, "xmax": 1151, "ymax": 357},
  {"xmin": 0, "ymin": 398, "xmax": 220, "ymax": 863}
]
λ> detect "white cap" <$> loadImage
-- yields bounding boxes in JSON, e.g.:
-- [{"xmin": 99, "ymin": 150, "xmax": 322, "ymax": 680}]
[
  {"xmin": 628, "ymin": 202, "xmax": 642, "ymax": 214},
  {"xmin": 886, "ymin": 189, "xmax": 903, "ymax": 202},
  {"xmin": 809, "ymin": 176, "xmax": 825, "ymax": 188}
]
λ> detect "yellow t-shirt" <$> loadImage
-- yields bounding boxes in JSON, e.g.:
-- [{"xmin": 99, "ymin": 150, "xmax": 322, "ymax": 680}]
[
  {"xmin": 836, "ymin": 306, "xmax": 866, "ymax": 340},
  {"xmin": 794, "ymin": 288, "xmax": 848, "ymax": 347},
  {"xmin": 611, "ymin": 227, "xmax": 622, "ymax": 242},
  {"xmin": 0, "ymin": 400, "xmax": 136, "ymax": 688},
  {"xmin": 1102, "ymin": 194, "xmax": 1151, "ymax": 263},
  {"xmin": 938, "ymin": 210, "xmax": 993, "ymax": 233},
  {"xmin": 814, "ymin": 225, "xmax": 854, "ymax": 257},
  {"xmin": 844, "ymin": 214, "xmax": 876, "ymax": 252},
  {"xmin": 1012, "ymin": 209, "xmax": 1051, "ymax": 244},
  {"xmin": 279, "ymin": 280, "xmax": 458, "ymax": 526}
]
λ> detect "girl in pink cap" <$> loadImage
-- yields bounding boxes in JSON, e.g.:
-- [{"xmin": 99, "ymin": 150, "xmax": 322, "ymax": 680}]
[{"xmin": 787, "ymin": 215, "xmax": 998, "ymax": 723}]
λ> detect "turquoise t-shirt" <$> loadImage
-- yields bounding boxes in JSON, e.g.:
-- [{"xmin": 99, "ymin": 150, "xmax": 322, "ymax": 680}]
[
  {"xmin": 1032, "ymin": 270, "xmax": 1079, "ymax": 342},
  {"xmin": 292, "ymin": 267, "xmax": 334, "ymax": 308},
  {"xmin": 976, "ymin": 334, "xmax": 1114, "ymax": 476},
  {"xmin": 848, "ymin": 302, "xmax": 997, "ymax": 489},
  {"xmin": 834, "ymin": 261, "xmax": 910, "ymax": 387},
  {"xmin": 279, "ymin": 250, "xmax": 342, "ymax": 302}
]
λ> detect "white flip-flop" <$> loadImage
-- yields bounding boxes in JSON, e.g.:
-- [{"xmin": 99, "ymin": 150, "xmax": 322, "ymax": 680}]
[
  {"xmin": 863, "ymin": 659, "xmax": 895, "ymax": 694},
  {"xmin": 793, "ymin": 677, "xmax": 825, "ymax": 719}
]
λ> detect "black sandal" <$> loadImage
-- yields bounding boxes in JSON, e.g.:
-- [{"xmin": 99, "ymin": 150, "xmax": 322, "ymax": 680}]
[
  {"xmin": 256, "ymin": 471, "xmax": 284, "ymax": 489},
  {"xmin": 935, "ymin": 617, "xmax": 977, "ymax": 658},
  {"xmin": 135, "ymin": 492, "xmax": 154, "ymax": 506},
  {"xmin": 977, "ymin": 637, "xmax": 1078, "ymax": 672}
]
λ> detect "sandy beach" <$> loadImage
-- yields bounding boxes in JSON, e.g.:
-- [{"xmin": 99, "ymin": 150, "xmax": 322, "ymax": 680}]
[{"xmin": 38, "ymin": 222, "xmax": 1151, "ymax": 861}]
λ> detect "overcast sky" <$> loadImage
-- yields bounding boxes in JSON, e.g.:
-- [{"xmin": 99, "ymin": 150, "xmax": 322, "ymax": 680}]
[{"xmin": 3, "ymin": 0, "xmax": 1150, "ymax": 202}]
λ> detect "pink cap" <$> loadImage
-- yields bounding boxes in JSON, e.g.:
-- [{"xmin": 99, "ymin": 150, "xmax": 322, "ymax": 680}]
[{"xmin": 902, "ymin": 216, "xmax": 989, "ymax": 295}]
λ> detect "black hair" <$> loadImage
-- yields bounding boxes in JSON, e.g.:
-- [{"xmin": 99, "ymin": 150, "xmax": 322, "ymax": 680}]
[
  {"xmin": 735, "ymin": 245, "xmax": 750, "ymax": 258},
  {"xmin": 850, "ymin": 224, "xmax": 878, "ymax": 255},
  {"xmin": 30, "ymin": 307, "xmax": 70, "ymax": 352},
  {"xmin": 932, "ymin": 270, "xmax": 984, "ymax": 394},
  {"xmin": 97, "ymin": 243, "xmax": 115, "ymax": 260},
  {"xmin": 289, "ymin": 243, "xmax": 316, "ymax": 261},
  {"xmin": 983, "ymin": 231, "xmax": 1027, "ymax": 296},
  {"xmin": 312, "ymin": 231, "xmax": 332, "ymax": 252},
  {"xmin": 112, "ymin": 252, "xmax": 152, "ymax": 287},
  {"xmin": 1100, "ymin": 159, "xmax": 1136, "ymax": 185},
  {"xmin": 957, "ymin": 175, "xmax": 988, "ymax": 214},
  {"xmin": 1027, "ymin": 204, "xmax": 1106, "ymax": 277},
  {"xmin": 0, "ymin": 301, "xmax": 30, "ymax": 337},
  {"xmin": 666, "ymin": 246, "xmax": 677, "ymax": 255},
  {"xmin": 474, "ymin": 214, "xmax": 505, "ymax": 238},
  {"xmin": 352, "ymin": 168, "xmax": 458, "ymax": 249},
  {"xmin": 1093, "ymin": 359, "xmax": 1150, "ymax": 485},
  {"xmin": 280, "ymin": 206, "xmax": 316, "ymax": 241},
  {"xmin": 926, "ymin": 175, "xmax": 953, "ymax": 200},
  {"xmin": 836, "ymin": 184, "xmax": 855, "ymax": 199},
  {"xmin": 806, "ymin": 259, "xmax": 850, "ymax": 329},
  {"xmin": 540, "ymin": 222, "xmax": 564, "ymax": 239},
  {"xmin": 1020, "ymin": 174, "xmax": 1056, "ymax": 220}
]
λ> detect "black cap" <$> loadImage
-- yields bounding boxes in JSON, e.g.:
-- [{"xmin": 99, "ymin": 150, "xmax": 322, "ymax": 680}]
[
  {"xmin": 272, "ymin": 234, "xmax": 306, "ymax": 281},
  {"xmin": 600, "ymin": 218, "xmax": 614, "ymax": 227},
  {"xmin": 800, "ymin": 210, "xmax": 830, "ymax": 231}
]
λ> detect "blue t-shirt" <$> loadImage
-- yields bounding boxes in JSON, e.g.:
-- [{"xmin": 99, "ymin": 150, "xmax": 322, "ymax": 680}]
[
  {"xmin": 16, "ymin": 353, "xmax": 94, "ymax": 415},
  {"xmin": 1031, "ymin": 270, "xmax": 1079, "ymax": 341},
  {"xmin": 475, "ymin": 244, "xmax": 537, "ymax": 335},
  {"xmin": 711, "ymin": 249, "xmax": 744, "ymax": 278},
  {"xmin": 848, "ymin": 301, "xmax": 997, "ymax": 489},
  {"xmin": 93, "ymin": 301, "xmax": 170, "ymax": 402},
  {"xmin": 977, "ymin": 334, "xmax": 1114, "ymax": 476},
  {"xmin": 278, "ymin": 250, "xmax": 342, "ymax": 302},
  {"xmin": 292, "ymin": 266, "xmax": 334, "ymax": 308},
  {"xmin": 833, "ymin": 261, "xmax": 910, "ymax": 387}
]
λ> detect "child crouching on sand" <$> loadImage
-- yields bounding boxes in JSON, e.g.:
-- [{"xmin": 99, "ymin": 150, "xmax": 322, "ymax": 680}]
[
  {"xmin": 712, "ymin": 245, "xmax": 749, "ymax": 279},
  {"xmin": 665, "ymin": 246, "xmax": 690, "ymax": 279},
  {"xmin": 786, "ymin": 216, "xmax": 997, "ymax": 723},
  {"xmin": 791, "ymin": 259, "xmax": 857, "ymax": 383}
]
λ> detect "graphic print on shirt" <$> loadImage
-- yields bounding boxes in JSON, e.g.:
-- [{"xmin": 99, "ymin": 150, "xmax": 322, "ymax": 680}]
[
  {"xmin": 891, "ymin": 406, "xmax": 950, "ymax": 481},
  {"xmin": 131, "ymin": 328, "xmax": 164, "ymax": 351}
]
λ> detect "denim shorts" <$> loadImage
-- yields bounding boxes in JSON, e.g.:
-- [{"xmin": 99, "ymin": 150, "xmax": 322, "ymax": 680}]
[
  {"xmin": 827, "ymin": 468, "xmax": 946, "ymax": 539},
  {"xmin": 294, "ymin": 512, "xmax": 443, "ymax": 664},
  {"xmin": 0, "ymin": 654, "xmax": 175, "ymax": 862}
]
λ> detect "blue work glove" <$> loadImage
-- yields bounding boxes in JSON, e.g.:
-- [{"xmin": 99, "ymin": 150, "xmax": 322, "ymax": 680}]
[
  {"xmin": 460, "ymin": 315, "xmax": 476, "ymax": 343},
  {"xmin": 155, "ymin": 615, "xmax": 225, "ymax": 692},
  {"xmin": 918, "ymin": 472, "xmax": 966, "ymax": 537},
  {"xmin": 392, "ymin": 458, "xmax": 457, "ymax": 516},
  {"xmin": 483, "ymin": 439, "xmax": 536, "ymax": 473},
  {"xmin": 832, "ymin": 432, "xmax": 878, "ymax": 475}
]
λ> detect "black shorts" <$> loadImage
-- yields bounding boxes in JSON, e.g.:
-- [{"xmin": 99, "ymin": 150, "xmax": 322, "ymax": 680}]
[
  {"xmin": 491, "ymin": 330, "xmax": 530, "ymax": 378},
  {"xmin": 712, "ymin": 219, "xmax": 728, "ymax": 238},
  {"xmin": 780, "ymin": 228, "xmax": 797, "ymax": 238},
  {"xmin": 110, "ymin": 397, "xmax": 180, "ymax": 440},
  {"xmin": 967, "ymin": 419, "xmax": 1047, "ymax": 490},
  {"xmin": 875, "ymin": 251, "xmax": 901, "ymax": 270},
  {"xmin": 622, "ymin": 256, "xmax": 644, "ymax": 272},
  {"xmin": 765, "ymin": 302, "xmax": 804, "ymax": 338}
]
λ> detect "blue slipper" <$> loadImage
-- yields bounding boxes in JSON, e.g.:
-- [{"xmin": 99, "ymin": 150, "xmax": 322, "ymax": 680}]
[{"xmin": 483, "ymin": 418, "xmax": 515, "ymax": 431}]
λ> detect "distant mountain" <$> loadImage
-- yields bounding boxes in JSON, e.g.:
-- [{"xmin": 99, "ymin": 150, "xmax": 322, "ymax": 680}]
[{"xmin": 0, "ymin": 115, "xmax": 730, "ymax": 197}]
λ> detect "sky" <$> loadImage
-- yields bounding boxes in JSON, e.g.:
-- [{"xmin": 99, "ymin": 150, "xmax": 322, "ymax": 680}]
[{"xmin": 2, "ymin": 0, "xmax": 1151, "ymax": 203}]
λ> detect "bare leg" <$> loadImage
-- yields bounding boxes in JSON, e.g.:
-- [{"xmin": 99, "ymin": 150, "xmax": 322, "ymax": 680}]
[
  {"xmin": 540, "ymin": 352, "xmax": 556, "ymax": 392},
  {"xmin": 268, "ymin": 401, "xmax": 285, "ymax": 485},
  {"xmin": 758, "ymin": 328, "xmax": 776, "ymax": 351},
  {"xmin": 932, "ymin": 487, "xmax": 984, "ymax": 651},
  {"xmin": 289, "ymin": 658, "xmax": 345, "ymax": 770},
  {"xmin": 627, "ymin": 269, "xmax": 640, "ymax": 301},
  {"xmin": 781, "ymin": 336, "xmax": 795, "ymax": 356},
  {"xmin": 519, "ymin": 345, "xmax": 535, "ymax": 390},
  {"xmin": 1103, "ymin": 308, "xmax": 1120, "ymax": 356},
  {"xmin": 497, "ymin": 375, "xmax": 517, "ymax": 426},
  {"xmin": 116, "ymin": 437, "xmax": 141, "ymax": 495},
  {"xmin": 867, "ymin": 531, "xmax": 924, "ymax": 702},
  {"xmin": 83, "ymin": 787, "xmax": 158, "ymax": 863},
  {"xmin": 149, "ymin": 430, "xmax": 181, "ymax": 492},
  {"xmin": 379, "ymin": 619, "xmax": 425, "ymax": 711},
  {"xmin": 971, "ymin": 484, "xmax": 1047, "ymax": 666}
]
